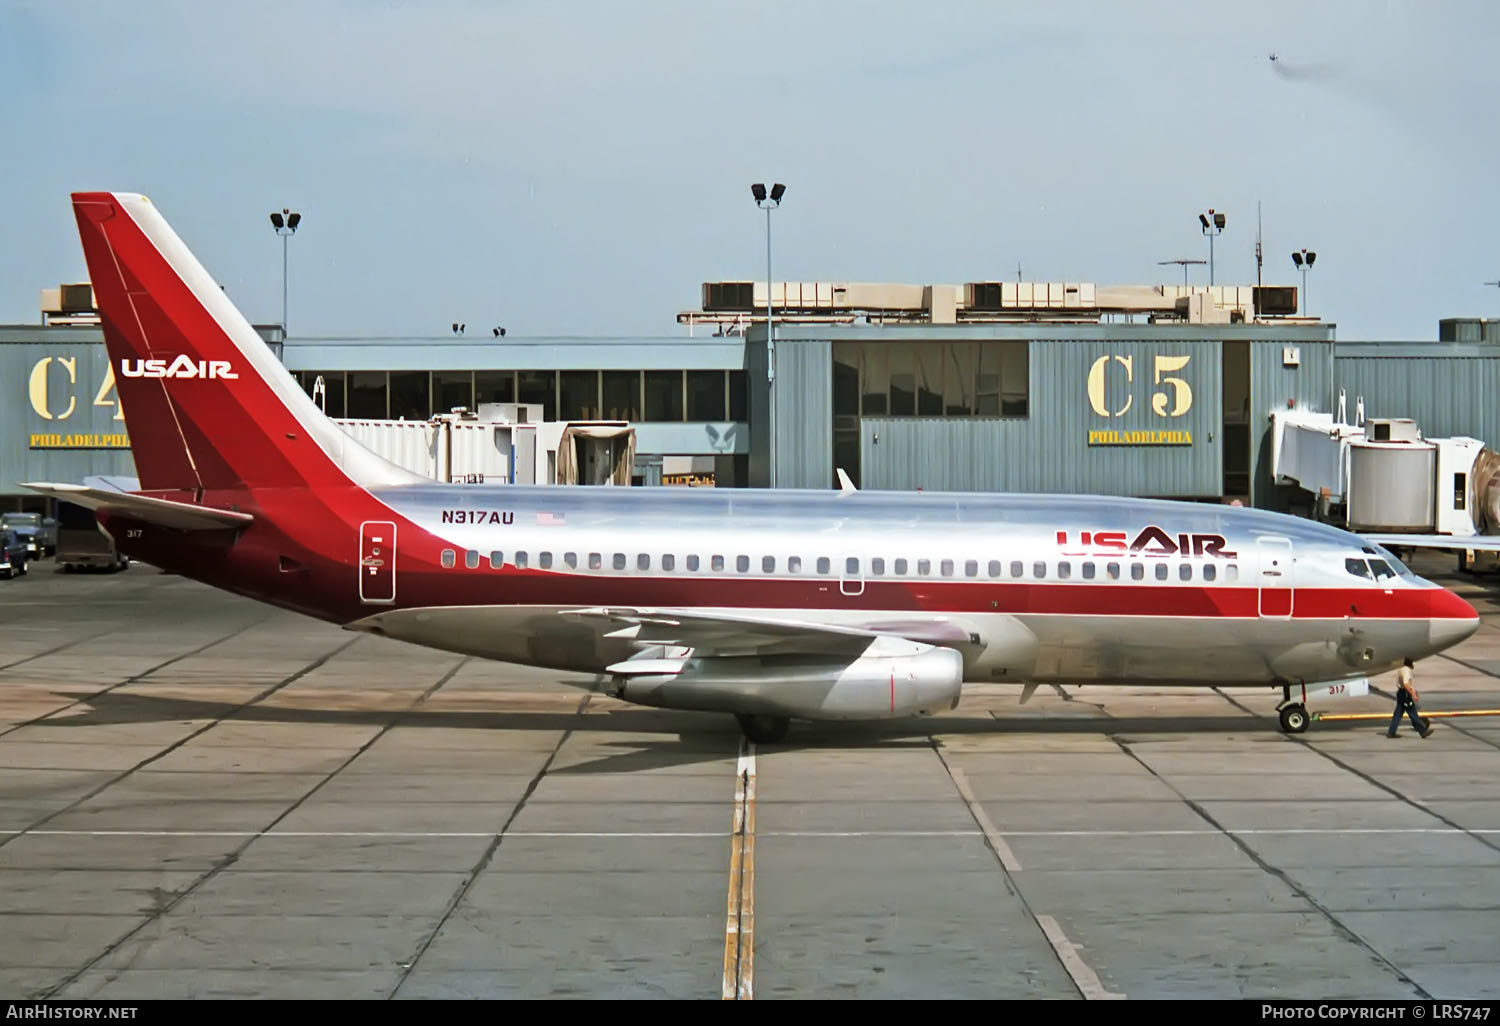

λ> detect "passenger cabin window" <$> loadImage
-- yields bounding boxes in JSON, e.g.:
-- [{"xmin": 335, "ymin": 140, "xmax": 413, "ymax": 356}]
[
  {"xmin": 687, "ymin": 555, "xmax": 700, "ymax": 572},
  {"xmin": 965, "ymin": 560, "xmax": 979, "ymax": 578},
  {"xmin": 763, "ymin": 556, "xmax": 776, "ymax": 573},
  {"xmin": 539, "ymin": 552, "xmax": 553, "ymax": 569},
  {"xmin": 613, "ymin": 553, "xmax": 627, "ymax": 571},
  {"xmin": 845, "ymin": 557, "xmax": 859, "ymax": 575},
  {"xmin": 712, "ymin": 555, "xmax": 726, "ymax": 571},
  {"xmin": 788, "ymin": 556, "xmax": 802, "ymax": 573},
  {"xmin": 1107, "ymin": 562, "xmax": 1120, "ymax": 579},
  {"xmin": 870, "ymin": 558, "xmax": 885, "ymax": 576},
  {"xmin": 489, "ymin": 551, "xmax": 503, "ymax": 569},
  {"xmin": 441, "ymin": 549, "xmax": 456, "ymax": 569},
  {"xmin": 988, "ymin": 560, "xmax": 1002, "ymax": 577},
  {"xmin": 514, "ymin": 551, "xmax": 529, "ymax": 569},
  {"xmin": 589, "ymin": 553, "xmax": 602, "ymax": 570},
  {"xmin": 816, "ymin": 557, "xmax": 830, "ymax": 574},
  {"xmin": 918, "ymin": 559, "xmax": 931, "ymax": 576},
  {"xmin": 1082, "ymin": 562, "xmax": 1096, "ymax": 580},
  {"xmin": 1346, "ymin": 558, "xmax": 1373, "ymax": 579},
  {"xmin": 662, "ymin": 554, "xmax": 675, "ymax": 571},
  {"xmin": 940, "ymin": 559, "xmax": 954, "ymax": 577},
  {"xmin": 1178, "ymin": 563, "xmax": 1192, "ymax": 581},
  {"xmin": 464, "ymin": 550, "xmax": 479, "ymax": 569},
  {"xmin": 1033, "ymin": 561, "xmax": 1046, "ymax": 579},
  {"xmin": 1154, "ymin": 563, "xmax": 1168, "ymax": 581},
  {"xmin": 564, "ymin": 552, "xmax": 577, "ymax": 569},
  {"xmin": 894, "ymin": 558, "xmax": 907, "ymax": 575},
  {"xmin": 637, "ymin": 554, "xmax": 650, "ymax": 571},
  {"xmin": 1058, "ymin": 561, "xmax": 1071, "ymax": 580},
  {"xmin": 1131, "ymin": 563, "xmax": 1144, "ymax": 581},
  {"xmin": 1203, "ymin": 564, "xmax": 1217, "ymax": 582},
  {"xmin": 1010, "ymin": 561, "xmax": 1024, "ymax": 578},
  {"xmin": 1226, "ymin": 564, "xmax": 1239, "ymax": 582},
  {"xmin": 737, "ymin": 555, "xmax": 750, "ymax": 573}
]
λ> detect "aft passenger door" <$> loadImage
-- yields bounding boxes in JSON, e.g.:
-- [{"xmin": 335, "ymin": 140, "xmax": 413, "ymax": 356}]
[
  {"xmin": 1257, "ymin": 536, "xmax": 1293, "ymax": 618},
  {"xmin": 359, "ymin": 520, "xmax": 397, "ymax": 604}
]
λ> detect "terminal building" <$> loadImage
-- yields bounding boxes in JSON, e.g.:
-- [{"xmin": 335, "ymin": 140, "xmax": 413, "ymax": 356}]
[{"xmin": 7, "ymin": 278, "xmax": 1500, "ymax": 522}]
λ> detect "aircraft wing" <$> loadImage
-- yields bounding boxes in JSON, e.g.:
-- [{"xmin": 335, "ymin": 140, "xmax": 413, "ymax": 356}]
[
  {"xmin": 1361, "ymin": 533, "xmax": 1500, "ymax": 553},
  {"xmin": 564, "ymin": 606, "xmax": 973, "ymax": 659},
  {"xmin": 21, "ymin": 483, "xmax": 253, "ymax": 532}
]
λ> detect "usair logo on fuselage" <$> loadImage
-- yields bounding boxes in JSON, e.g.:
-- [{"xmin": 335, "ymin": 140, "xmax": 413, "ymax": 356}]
[{"xmin": 1056, "ymin": 527, "xmax": 1238, "ymax": 558}]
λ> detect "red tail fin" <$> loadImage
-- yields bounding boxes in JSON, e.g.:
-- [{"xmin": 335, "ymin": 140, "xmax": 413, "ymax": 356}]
[{"xmin": 72, "ymin": 192, "xmax": 419, "ymax": 494}]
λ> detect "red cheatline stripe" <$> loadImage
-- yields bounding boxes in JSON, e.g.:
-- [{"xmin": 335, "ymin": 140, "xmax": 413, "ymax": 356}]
[{"xmin": 371, "ymin": 561, "xmax": 1469, "ymax": 623}]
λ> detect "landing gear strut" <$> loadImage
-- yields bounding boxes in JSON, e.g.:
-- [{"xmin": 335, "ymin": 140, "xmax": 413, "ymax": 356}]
[
  {"xmin": 735, "ymin": 713, "xmax": 790, "ymax": 744},
  {"xmin": 1277, "ymin": 684, "xmax": 1309, "ymax": 734}
]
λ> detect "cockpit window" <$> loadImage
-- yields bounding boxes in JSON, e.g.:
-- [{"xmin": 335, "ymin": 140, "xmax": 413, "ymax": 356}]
[
  {"xmin": 1368, "ymin": 559, "xmax": 1396, "ymax": 580},
  {"xmin": 1345, "ymin": 558, "xmax": 1373, "ymax": 579},
  {"xmin": 1373, "ymin": 546, "xmax": 1414, "ymax": 577}
]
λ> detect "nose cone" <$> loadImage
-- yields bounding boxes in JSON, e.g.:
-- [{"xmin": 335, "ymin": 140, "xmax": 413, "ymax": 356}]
[{"xmin": 1429, "ymin": 587, "xmax": 1481, "ymax": 653}]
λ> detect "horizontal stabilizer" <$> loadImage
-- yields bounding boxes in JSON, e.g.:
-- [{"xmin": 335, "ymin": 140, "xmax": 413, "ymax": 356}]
[{"xmin": 21, "ymin": 483, "xmax": 253, "ymax": 531}]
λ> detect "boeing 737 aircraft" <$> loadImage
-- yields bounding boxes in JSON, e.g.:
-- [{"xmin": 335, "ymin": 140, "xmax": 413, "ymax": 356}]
[{"xmin": 24, "ymin": 192, "xmax": 1482, "ymax": 742}]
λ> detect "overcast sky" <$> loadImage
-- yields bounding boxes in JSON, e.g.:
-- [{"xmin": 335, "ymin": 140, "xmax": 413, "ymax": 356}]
[{"xmin": 2, "ymin": 0, "xmax": 1496, "ymax": 340}]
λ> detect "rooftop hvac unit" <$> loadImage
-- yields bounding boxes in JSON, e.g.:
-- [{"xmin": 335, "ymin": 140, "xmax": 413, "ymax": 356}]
[
  {"xmin": 1253, "ymin": 286, "xmax": 1298, "ymax": 316},
  {"xmin": 60, "ymin": 283, "xmax": 95, "ymax": 313},
  {"xmin": 702, "ymin": 282, "xmax": 756, "ymax": 312}
]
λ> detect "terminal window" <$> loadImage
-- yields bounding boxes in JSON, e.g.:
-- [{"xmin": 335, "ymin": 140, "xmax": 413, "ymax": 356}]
[{"xmin": 834, "ymin": 341, "xmax": 1029, "ymax": 421}]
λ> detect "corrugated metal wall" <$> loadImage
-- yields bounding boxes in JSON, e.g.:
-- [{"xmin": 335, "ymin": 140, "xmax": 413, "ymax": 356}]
[
  {"xmin": 861, "ymin": 340, "xmax": 1222, "ymax": 496},
  {"xmin": 773, "ymin": 339, "xmax": 832, "ymax": 489},
  {"xmin": 746, "ymin": 337, "xmax": 769, "ymax": 486},
  {"xmin": 1335, "ymin": 345, "xmax": 1500, "ymax": 446},
  {"xmin": 1249, "ymin": 340, "xmax": 1335, "ymax": 505},
  {"xmin": 4, "ymin": 341, "xmax": 136, "ymax": 496}
]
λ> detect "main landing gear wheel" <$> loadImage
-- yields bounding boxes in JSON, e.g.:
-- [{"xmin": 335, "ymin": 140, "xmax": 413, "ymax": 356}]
[
  {"xmin": 735, "ymin": 714, "xmax": 790, "ymax": 744},
  {"xmin": 1279, "ymin": 704, "xmax": 1309, "ymax": 734}
]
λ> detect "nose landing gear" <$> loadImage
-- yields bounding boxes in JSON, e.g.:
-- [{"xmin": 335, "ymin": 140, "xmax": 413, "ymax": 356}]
[{"xmin": 1277, "ymin": 684, "xmax": 1309, "ymax": 734}]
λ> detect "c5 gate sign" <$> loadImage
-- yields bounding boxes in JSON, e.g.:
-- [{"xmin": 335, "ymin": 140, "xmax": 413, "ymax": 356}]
[{"xmin": 1086, "ymin": 353, "xmax": 1196, "ymax": 446}]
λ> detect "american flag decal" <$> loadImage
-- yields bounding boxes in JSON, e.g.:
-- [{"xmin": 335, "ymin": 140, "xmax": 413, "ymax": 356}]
[{"xmin": 536, "ymin": 511, "xmax": 565, "ymax": 526}]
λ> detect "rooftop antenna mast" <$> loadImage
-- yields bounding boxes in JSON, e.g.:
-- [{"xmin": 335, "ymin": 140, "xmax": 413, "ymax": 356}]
[{"xmin": 1256, "ymin": 201, "xmax": 1264, "ymax": 289}]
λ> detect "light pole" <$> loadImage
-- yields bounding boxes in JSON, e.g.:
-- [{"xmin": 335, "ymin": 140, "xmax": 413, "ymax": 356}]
[
  {"xmin": 1198, "ymin": 209, "xmax": 1225, "ymax": 286},
  {"xmin": 752, "ymin": 182, "xmax": 785, "ymax": 487},
  {"xmin": 269, "ymin": 208, "xmax": 301, "ymax": 335},
  {"xmin": 1291, "ymin": 249, "xmax": 1316, "ymax": 315},
  {"xmin": 1158, "ymin": 258, "xmax": 1207, "ymax": 287}
]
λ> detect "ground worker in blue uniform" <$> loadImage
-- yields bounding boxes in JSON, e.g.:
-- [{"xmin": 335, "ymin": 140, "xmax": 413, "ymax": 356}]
[{"xmin": 1388, "ymin": 658, "xmax": 1434, "ymax": 739}]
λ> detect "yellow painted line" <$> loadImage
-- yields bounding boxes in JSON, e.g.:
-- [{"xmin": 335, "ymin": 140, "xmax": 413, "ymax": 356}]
[
  {"xmin": 1313, "ymin": 708, "xmax": 1500, "ymax": 722},
  {"xmin": 948, "ymin": 766, "xmax": 1022, "ymax": 872},
  {"xmin": 721, "ymin": 739, "xmax": 756, "ymax": 1000},
  {"xmin": 1036, "ymin": 915, "xmax": 1126, "ymax": 1000}
]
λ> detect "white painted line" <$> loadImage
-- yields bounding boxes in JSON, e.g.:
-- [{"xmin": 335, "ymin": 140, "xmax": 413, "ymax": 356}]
[
  {"xmin": 2, "ymin": 826, "xmax": 1498, "ymax": 840},
  {"xmin": 722, "ymin": 739, "xmax": 756, "ymax": 1000},
  {"xmin": 0, "ymin": 830, "xmax": 724, "ymax": 839},
  {"xmin": 1036, "ymin": 914, "xmax": 1126, "ymax": 1000},
  {"xmin": 948, "ymin": 767, "xmax": 1022, "ymax": 871}
]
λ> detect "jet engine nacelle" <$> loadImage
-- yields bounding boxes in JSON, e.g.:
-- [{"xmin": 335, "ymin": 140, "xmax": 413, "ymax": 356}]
[{"xmin": 613, "ymin": 638, "xmax": 964, "ymax": 721}]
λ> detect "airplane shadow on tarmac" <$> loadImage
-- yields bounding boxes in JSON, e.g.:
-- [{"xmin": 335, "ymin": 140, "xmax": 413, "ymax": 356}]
[{"xmin": 16, "ymin": 685, "xmax": 1357, "ymax": 775}]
